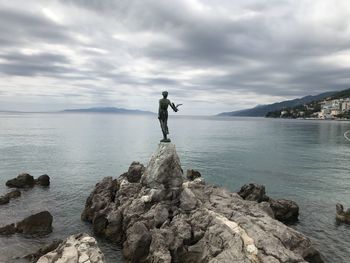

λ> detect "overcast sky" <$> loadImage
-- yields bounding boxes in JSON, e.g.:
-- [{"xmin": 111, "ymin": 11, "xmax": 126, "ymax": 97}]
[{"xmin": 0, "ymin": 0, "xmax": 349, "ymax": 114}]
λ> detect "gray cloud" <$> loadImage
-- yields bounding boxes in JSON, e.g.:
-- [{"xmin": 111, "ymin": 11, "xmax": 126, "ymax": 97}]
[{"xmin": 0, "ymin": 0, "xmax": 350, "ymax": 114}]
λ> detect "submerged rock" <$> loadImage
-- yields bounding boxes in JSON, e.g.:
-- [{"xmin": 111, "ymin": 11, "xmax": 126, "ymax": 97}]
[
  {"xmin": 0, "ymin": 189, "xmax": 21, "ymax": 205},
  {"xmin": 0, "ymin": 195, "xmax": 10, "ymax": 205},
  {"xmin": 82, "ymin": 143, "xmax": 323, "ymax": 263},
  {"xmin": 0, "ymin": 223, "xmax": 16, "ymax": 235},
  {"xmin": 0, "ymin": 211, "xmax": 53, "ymax": 236},
  {"xmin": 6, "ymin": 173, "xmax": 35, "ymax": 188},
  {"xmin": 336, "ymin": 203, "xmax": 350, "ymax": 224},
  {"xmin": 36, "ymin": 233, "xmax": 105, "ymax": 263},
  {"xmin": 238, "ymin": 183, "xmax": 299, "ymax": 223}
]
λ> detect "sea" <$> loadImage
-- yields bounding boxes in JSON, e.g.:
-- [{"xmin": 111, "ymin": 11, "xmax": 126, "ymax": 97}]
[{"xmin": 0, "ymin": 112, "xmax": 349, "ymax": 263}]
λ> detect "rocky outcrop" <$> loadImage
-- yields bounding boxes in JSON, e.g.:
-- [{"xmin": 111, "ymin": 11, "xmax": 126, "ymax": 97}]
[
  {"xmin": 82, "ymin": 143, "xmax": 323, "ymax": 263},
  {"xmin": 0, "ymin": 211, "xmax": 53, "ymax": 236},
  {"xmin": 238, "ymin": 183, "xmax": 299, "ymax": 223},
  {"xmin": 6, "ymin": 173, "xmax": 35, "ymax": 188},
  {"xmin": 6, "ymin": 173, "xmax": 50, "ymax": 188},
  {"xmin": 0, "ymin": 189, "xmax": 21, "ymax": 205},
  {"xmin": 269, "ymin": 199, "xmax": 299, "ymax": 222},
  {"xmin": 35, "ymin": 233, "xmax": 105, "ymax": 263},
  {"xmin": 336, "ymin": 203, "xmax": 350, "ymax": 223},
  {"xmin": 238, "ymin": 183, "xmax": 269, "ymax": 202},
  {"xmin": 35, "ymin": 174, "xmax": 50, "ymax": 186}
]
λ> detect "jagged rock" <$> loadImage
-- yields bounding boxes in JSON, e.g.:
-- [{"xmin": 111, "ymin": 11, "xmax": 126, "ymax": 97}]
[
  {"xmin": 82, "ymin": 143, "xmax": 323, "ymax": 263},
  {"xmin": 179, "ymin": 187, "xmax": 197, "ymax": 212},
  {"xmin": 269, "ymin": 199, "xmax": 299, "ymax": 222},
  {"xmin": 6, "ymin": 173, "xmax": 35, "ymax": 188},
  {"xmin": 336, "ymin": 203, "xmax": 350, "ymax": 223},
  {"xmin": 36, "ymin": 174, "xmax": 50, "ymax": 186},
  {"xmin": 127, "ymin": 162, "xmax": 145, "ymax": 183},
  {"xmin": 16, "ymin": 211, "xmax": 53, "ymax": 235},
  {"xmin": 186, "ymin": 169, "xmax": 201, "ymax": 181},
  {"xmin": 24, "ymin": 239, "xmax": 63, "ymax": 262},
  {"xmin": 238, "ymin": 183, "xmax": 269, "ymax": 202},
  {"xmin": 0, "ymin": 223, "xmax": 16, "ymax": 235},
  {"xmin": 123, "ymin": 222, "xmax": 152, "ymax": 262},
  {"xmin": 36, "ymin": 233, "xmax": 105, "ymax": 263},
  {"xmin": 238, "ymin": 183, "xmax": 300, "ymax": 223}
]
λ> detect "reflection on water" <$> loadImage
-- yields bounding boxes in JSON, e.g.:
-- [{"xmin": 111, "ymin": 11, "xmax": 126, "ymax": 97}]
[{"xmin": 0, "ymin": 113, "xmax": 349, "ymax": 262}]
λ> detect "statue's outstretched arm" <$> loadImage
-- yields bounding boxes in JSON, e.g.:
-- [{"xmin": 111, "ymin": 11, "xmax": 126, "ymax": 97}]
[{"xmin": 170, "ymin": 102, "xmax": 179, "ymax": 112}]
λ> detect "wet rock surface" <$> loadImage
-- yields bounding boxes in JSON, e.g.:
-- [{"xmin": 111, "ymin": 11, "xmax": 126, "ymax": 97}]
[
  {"xmin": 6, "ymin": 173, "xmax": 50, "ymax": 188},
  {"xmin": 238, "ymin": 183, "xmax": 300, "ymax": 223},
  {"xmin": 35, "ymin": 233, "xmax": 105, "ymax": 263},
  {"xmin": 82, "ymin": 143, "xmax": 323, "ymax": 263},
  {"xmin": 6, "ymin": 173, "xmax": 35, "ymax": 188},
  {"xmin": 0, "ymin": 189, "xmax": 21, "ymax": 205},
  {"xmin": 0, "ymin": 211, "xmax": 53, "ymax": 236},
  {"xmin": 35, "ymin": 174, "xmax": 50, "ymax": 186}
]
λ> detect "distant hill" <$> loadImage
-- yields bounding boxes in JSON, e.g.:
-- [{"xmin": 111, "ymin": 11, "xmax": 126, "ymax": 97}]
[
  {"xmin": 63, "ymin": 107, "xmax": 155, "ymax": 115},
  {"xmin": 217, "ymin": 91, "xmax": 336, "ymax": 117}
]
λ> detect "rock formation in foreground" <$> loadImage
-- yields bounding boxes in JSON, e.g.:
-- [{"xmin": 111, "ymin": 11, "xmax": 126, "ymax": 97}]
[
  {"xmin": 82, "ymin": 143, "xmax": 323, "ymax": 263},
  {"xmin": 32, "ymin": 233, "xmax": 105, "ymax": 263},
  {"xmin": 0, "ymin": 211, "xmax": 53, "ymax": 236}
]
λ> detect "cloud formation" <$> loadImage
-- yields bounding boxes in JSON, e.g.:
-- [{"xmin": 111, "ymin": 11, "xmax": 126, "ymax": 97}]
[{"xmin": 0, "ymin": 0, "xmax": 349, "ymax": 114}]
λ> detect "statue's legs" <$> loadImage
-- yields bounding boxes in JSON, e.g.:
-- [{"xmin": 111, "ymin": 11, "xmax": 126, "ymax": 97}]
[{"xmin": 159, "ymin": 119, "xmax": 170, "ymax": 142}]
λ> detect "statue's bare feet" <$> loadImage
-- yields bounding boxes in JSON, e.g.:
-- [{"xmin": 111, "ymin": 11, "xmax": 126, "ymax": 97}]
[{"xmin": 160, "ymin": 138, "xmax": 171, "ymax": 143}]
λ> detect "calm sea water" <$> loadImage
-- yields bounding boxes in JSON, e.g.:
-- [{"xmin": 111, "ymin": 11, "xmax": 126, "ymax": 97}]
[{"xmin": 0, "ymin": 113, "xmax": 349, "ymax": 263}]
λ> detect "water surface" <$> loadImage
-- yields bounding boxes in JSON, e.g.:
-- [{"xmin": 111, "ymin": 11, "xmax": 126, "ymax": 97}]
[{"xmin": 0, "ymin": 113, "xmax": 349, "ymax": 262}]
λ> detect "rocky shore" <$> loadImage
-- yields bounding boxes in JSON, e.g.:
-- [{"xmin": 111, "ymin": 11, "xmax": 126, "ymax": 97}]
[{"xmin": 81, "ymin": 143, "xmax": 323, "ymax": 263}]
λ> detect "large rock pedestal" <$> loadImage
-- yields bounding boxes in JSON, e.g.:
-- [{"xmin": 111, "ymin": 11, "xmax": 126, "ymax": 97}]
[{"xmin": 82, "ymin": 143, "xmax": 323, "ymax": 263}]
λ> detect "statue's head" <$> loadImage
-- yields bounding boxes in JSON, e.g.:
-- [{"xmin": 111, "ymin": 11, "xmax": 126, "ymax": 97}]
[{"xmin": 162, "ymin": 91, "xmax": 168, "ymax": 98}]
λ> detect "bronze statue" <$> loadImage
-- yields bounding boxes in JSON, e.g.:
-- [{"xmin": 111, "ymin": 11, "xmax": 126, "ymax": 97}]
[{"xmin": 158, "ymin": 91, "xmax": 182, "ymax": 142}]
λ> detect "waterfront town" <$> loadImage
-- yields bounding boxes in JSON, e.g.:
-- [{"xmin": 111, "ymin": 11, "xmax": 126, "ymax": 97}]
[{"xmin": 277, "ymin": 97, "xmax": 350, "ymax": 119}]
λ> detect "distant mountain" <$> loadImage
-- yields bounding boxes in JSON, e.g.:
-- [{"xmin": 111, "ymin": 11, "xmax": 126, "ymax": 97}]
[
  {"xmin": 63, "ymin": 107, "xmax": 155, "ymax": 115},
  {"xmin": 217, "ymin": 91, "xmax": 336, "ymax": 117}
]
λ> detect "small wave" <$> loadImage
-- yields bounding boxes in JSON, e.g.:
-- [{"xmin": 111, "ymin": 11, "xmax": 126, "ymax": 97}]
[{"xmin": 344, "ymin": 130, "xmax": 350, "ymax": 142}]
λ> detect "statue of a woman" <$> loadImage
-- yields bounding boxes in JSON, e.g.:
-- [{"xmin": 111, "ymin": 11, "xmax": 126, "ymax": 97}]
[{"xmin": 158, "ymin": 91, "xmax": 181, "ymax": 142}]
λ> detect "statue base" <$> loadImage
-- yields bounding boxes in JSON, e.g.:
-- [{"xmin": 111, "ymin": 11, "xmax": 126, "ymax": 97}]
[{"xmin": 160, "ymin": 138, "xmax": 171, "ymax": 143}]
